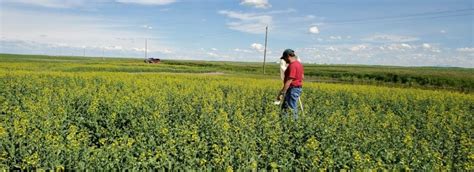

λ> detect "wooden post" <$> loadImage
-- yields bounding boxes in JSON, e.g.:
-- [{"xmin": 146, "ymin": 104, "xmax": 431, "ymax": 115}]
[
  {"xmin": 145, "ymin": 38, "xmax": 148, "ymax": 59},
  {"xmin": 263, "ymin": 26, "xmax": 268, "ymax": 74}
]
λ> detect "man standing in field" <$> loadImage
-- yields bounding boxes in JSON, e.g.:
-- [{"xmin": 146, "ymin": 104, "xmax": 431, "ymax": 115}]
[{"xmin": 277, "ymin": 49, "xmax": 304, "ymax": 119}]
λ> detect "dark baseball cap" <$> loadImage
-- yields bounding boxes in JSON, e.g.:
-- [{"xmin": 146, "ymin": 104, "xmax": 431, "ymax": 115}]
[{"xmin": 280, "ymin": 49, "xmax": 296, "ymax": 59}]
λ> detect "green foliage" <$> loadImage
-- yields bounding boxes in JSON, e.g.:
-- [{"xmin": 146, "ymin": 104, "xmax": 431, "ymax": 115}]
[
  {"xmin": 1, "ymin": 71, "xmax": 473, "ymax": 170},
  {"xmin": 0, "ymin": 54, "xmax": 473, "ymax": 170},
  {"xmin": 1, "ymin": 54, "xmax": 472, "ymax": 92}
]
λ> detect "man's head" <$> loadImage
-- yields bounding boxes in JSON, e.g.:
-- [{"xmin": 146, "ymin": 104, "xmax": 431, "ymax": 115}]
[{"xmin": 281, "ymin": 49, "xmax": 297, "ymax": 63}]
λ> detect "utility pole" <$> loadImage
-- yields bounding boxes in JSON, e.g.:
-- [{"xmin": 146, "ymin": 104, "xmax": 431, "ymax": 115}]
[
  {"xmin": 263, "ymin": 25, "xmax": 268, "ymax": 74},
  {"xmin": 145, "ymin": 38, "xmax": 148, "ymax": 59}
]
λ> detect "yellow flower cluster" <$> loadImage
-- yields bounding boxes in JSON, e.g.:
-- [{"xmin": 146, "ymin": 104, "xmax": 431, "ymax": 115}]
[{"xmin": 0, "ymin": 70, "xmax": 472, "ymax": 170}]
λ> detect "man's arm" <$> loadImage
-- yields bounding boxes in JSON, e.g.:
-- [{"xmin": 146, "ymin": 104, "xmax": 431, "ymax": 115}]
[
  {"xmin": 280, "ymin": 59, "xmax": 287, "ymax": 80},
  {"xmin": 277, "ymin": 79, "xmax": 293, "ymax": 100}
]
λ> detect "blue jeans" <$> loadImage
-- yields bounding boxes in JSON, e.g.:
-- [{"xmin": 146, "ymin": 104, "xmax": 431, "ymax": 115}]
[{"xmin": 281, "ymin": 87, "xmax": 302, "ymax": 119}]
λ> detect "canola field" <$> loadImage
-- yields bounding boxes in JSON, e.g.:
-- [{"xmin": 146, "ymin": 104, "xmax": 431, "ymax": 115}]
[{"xmin": 0, "ymin": 54, "xmax": 473, "ymax": 170}]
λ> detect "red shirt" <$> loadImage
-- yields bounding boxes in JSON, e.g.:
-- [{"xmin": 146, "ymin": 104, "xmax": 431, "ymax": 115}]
[{"xmin": 284, "ymin": 60, "xmax": 304, "ymax": 87}]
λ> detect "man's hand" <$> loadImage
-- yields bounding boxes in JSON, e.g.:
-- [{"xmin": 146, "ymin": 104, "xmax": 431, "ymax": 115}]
[
  {"xmin": 276, "ymin": 92, "xmax": 284, "ymax": 101},
  {"xmin": 278, "ymin": 79, "xmax": 292, "ymax": 101}
]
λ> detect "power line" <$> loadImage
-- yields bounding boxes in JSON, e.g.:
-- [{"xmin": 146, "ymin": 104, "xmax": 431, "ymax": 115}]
[
  {"xmin": 329, "ymin": 13, "xmax": 473, "ymax": 25},
  {"xmin": 325, "ymin": 8, "xmax": 473, "ymax": 25},
  {"xmin": 263, "ymin": 26, "xmax": 268, "ymax": 74}
]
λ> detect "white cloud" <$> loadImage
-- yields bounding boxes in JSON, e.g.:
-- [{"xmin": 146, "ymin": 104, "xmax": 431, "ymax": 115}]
[
  {"xmin": 142, "ymin": 25, "xmax": 153, "ymax": 30},
  {"xmin": 1, "ymin": 0, "xmax": 86, "ymax": 8},
  {"xmin": 251, "ymin": 43, "xmax": 264, "ymax": 52},
  {"xmin": 297, "ymin": 44, "xmax": 473, "ymax": 67},
  {"xmin": 329, "ymin": 36, "xmax": 342, "ymax": 40},
  {"xmin": 132, "ymin": 47, "xmax": 145, "ymax": 52},
  {"xmin": 440, "ymin": 30, "xmax": 447, "ymax": 34},
  {"xmin": 400, "ymin": 43, "xmax": 413, "ymax": 49},
  {"xmin": 211, "ymin": 48, "xmax": 218, "ymax": 51},
  {"xmin": 234, "ymin": 48, "xmax": 253, "ymax": 53},
  {"xmin": 422, "ymin": 43, "xmax": 431, "ymax": 49},
  {"xmin": 162, "ymin": 49, "xmax": 173, "ymax": 54},
  {"xmin": 306, "ymin": 15, "xmax": 316, "ymax": 19},
  {"xmin": 240, "ymin": 0, "xmax": 271, "ymax": 9},
  {"xmin": 116, "ymin": 0, "xmax": 177, "ymax": 5},
  {"xmin": 207, "ymin": 52, "xmax": 219, "ymax": 57},
  {"xmin": 377, "ymin": 43, "xmax": 442, "ymax": 53},
  {"xmin": 326, "ymin": 46, "xmax": 338, "ymax": 51},
  {"xmin": 0, "ymin": 8, "xmax": 172, "ymax": 57},
  {"xmin": 350, "ymin": 44, "xmax": 369, "ymax": 51},
  {"xmin": 218, "ymin": 10, "xmax": 272, "ymax": 34},
  {"xmin": 363, "ymin": 34, "xmax": 419, "ymax": 43},
  {"xmin": 104, "ymin": 45, "xmax": 124, "ymax": 50},
  {"xmin": 309, "ymin": 26, "xmax": 320, "ymax": 34},
  {"xmin": 420, "ymin": 43, "xmax": 441, "ymax": 53},
  {"xmin": 456, "ymin": 47, "xmax": 474, "ymax": 52},
  {"xmin": 264, "ymin": 8, "xmax": 297, "ymax": 14},
  {"xmin": 382, "ymin": 43, "xmax": 413, "ymax": 51}
]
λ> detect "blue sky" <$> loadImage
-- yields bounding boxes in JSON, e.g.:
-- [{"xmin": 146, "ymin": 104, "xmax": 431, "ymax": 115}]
[{"xmin": 0, "ymin": 0, "xmax": 473, "ymax": 67}]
